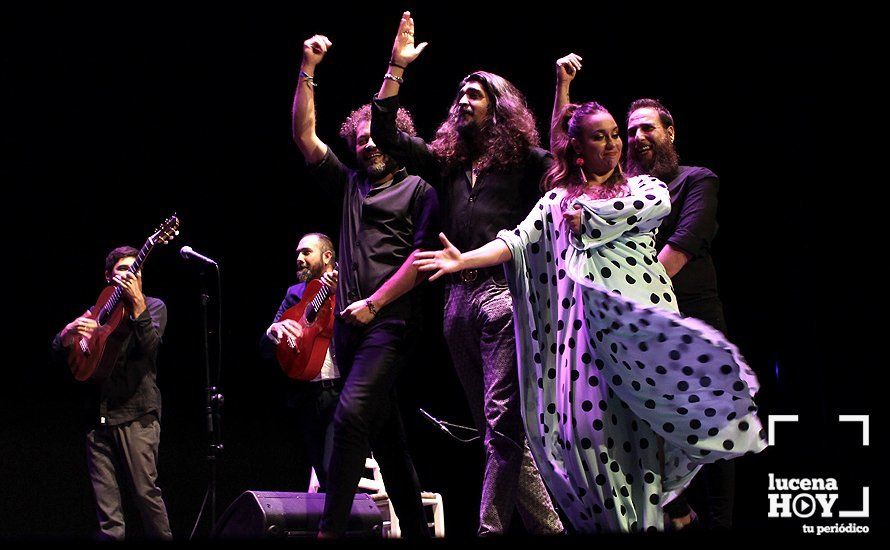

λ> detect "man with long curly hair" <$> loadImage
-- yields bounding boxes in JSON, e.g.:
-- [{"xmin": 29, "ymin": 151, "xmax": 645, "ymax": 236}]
[
  {"xmin": 292, "ymin": 33, "xmax": 439, "ymax": 538},
  {"xmin": 370, "ymin": 12, "xmax": 563, "ymax": 537}
]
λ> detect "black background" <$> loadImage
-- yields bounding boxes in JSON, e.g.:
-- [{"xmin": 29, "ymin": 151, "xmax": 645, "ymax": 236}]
[{"xmin": 1, "ymin": 1, "xmax": 874, "ymax": 540}]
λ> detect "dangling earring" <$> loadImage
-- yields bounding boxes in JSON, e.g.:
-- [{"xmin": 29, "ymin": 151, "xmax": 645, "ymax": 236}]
[{"xmin": 575, "ymin": 156, "xmax": 586, "ymax": 183}]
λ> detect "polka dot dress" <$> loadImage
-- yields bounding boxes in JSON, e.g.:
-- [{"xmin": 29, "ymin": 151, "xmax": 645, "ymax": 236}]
[{"xmin": 498, "ymin": 176, "xmax": 766, "ymax": 532}]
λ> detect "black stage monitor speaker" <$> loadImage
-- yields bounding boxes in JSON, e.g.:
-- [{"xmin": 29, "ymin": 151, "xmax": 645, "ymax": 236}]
[{"xmin": 211, "ymin": 491, "xmax": 383, "ymax": 539}]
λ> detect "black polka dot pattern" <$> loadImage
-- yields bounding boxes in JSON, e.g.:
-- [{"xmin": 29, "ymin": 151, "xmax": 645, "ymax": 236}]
[{"xmin": 493, "ymin": 178, "xmax": 765, "ymax": 533}]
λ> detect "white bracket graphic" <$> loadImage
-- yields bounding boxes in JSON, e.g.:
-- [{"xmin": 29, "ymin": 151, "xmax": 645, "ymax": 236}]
[
  {"xmin": 839, "ymin": 487, "xmax": 870, "ymax": 518},
  {"xmin": 767, "ymin": 415, "xmax": 799, "ymax": 446},
  {"xmin": 838, "ymin": 415, "xmax": 869, "ymax": 446}
]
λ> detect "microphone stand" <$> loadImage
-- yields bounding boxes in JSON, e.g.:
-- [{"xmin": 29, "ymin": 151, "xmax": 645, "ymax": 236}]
[
  {"xmin": 419, "ymin": 408, "xmax": 480, "ymax": 443},
  {"xmin": 190, "ymin": 263, "xmax": 224, "ymax": 539}
]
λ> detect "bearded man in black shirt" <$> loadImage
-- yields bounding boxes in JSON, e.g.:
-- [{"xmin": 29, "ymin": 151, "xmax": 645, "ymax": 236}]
[
  {"xmin": 292, "ymin": 33, "xmax": 440, "ymax": 538},
  {"xmin": 370, "ymin": 11, "xmax": 563, "ymax": 537},
  {"xmin": 626, "ymin": 98, "xmax": 734, "ymax": 530}
]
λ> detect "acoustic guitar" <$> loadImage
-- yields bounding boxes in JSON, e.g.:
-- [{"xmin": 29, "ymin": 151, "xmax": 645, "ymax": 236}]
[
  {"xmin": 276, "ymin": 278, "xmax": 336, "ymax": 381},
  {"xmin": 68, "ymin": 214, "xmax": 180, "ymax": 382}
]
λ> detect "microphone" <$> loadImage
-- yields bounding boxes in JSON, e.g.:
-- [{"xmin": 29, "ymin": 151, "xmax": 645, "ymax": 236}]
[{"xmin": 180, "ymin": 245, "xmax": 218, "ymax": 266}]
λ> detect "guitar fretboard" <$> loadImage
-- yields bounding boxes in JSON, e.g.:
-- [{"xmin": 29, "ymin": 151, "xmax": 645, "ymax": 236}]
[
  {"xmin": 306, "ymin": 284, "xmax": 331, "ymax": 323},
  {"xmin": 96, "ymin": 237, "xmax": 157, "ymax": 325}
]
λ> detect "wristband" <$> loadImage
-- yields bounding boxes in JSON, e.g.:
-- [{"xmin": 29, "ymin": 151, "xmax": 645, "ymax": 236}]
[{"xmin": 300, "ymin": 70, "xmax": 317, "ymax": 88}]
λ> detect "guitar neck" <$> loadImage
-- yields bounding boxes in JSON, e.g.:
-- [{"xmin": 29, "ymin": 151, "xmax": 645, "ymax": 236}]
[
  {"xmin": 96, "ymin": 238, "xmax": 156, "ymax": 324},
  {"xmin": 307, "ymin": 283, "xmax": 332, "ymax": 319}
]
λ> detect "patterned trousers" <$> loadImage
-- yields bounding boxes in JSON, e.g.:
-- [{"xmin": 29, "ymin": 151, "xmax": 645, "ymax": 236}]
[{"xmin": 444, "ymin": 277, "xmax": 564, "ymax": 536}]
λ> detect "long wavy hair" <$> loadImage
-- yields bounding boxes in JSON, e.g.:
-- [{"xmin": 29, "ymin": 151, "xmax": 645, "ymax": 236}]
[
  {"xmin": 429, "ymin": 71, "xmax": 540, "ymax": 172},
  {"xmin": 543, "ymin": 102, "xmax": 627, "ymax": 209}
]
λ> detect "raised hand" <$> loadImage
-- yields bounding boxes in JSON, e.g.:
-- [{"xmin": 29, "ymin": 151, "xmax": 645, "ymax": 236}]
[
  {"xmin": 302, "ymin": 34, "xmax": 332, "ymax": 69},
  {"xmin": 556, "ymin": 53, "xmax": 583, "ymax": 83},
  {"xmin": 412, "ymin": 233, "xmax": 463, "ymax": 282},
  {"xmin": 390, "ymin": 11, "xmax": 428, "ymax": 67}
]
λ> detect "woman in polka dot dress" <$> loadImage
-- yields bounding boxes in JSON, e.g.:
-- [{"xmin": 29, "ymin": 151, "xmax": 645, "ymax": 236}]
[{"xmin": 414, "ymin": 101, "xmax": 766, "ymax": 532}]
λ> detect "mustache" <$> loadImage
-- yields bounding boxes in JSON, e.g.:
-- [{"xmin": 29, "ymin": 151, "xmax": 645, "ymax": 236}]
[{"xmin": 362, "ymin": 149, "xmax": 388, "ymax": 161}]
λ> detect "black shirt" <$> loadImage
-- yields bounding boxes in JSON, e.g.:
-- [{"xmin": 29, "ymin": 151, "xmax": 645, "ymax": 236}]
[
  {"xmin": 655, "ymin": 165, "xmax": 726, "ymax": 330},
  {"xmin": 52, "ymin": 296, "xmax": 167, "ymax": 427},
  {"xmin": 308, "ymin": 148, "xmax": 439, "ymax": 320},
  {"xmin": 372, "ymin": 96, "xmax": 548, "ymax": 267}
]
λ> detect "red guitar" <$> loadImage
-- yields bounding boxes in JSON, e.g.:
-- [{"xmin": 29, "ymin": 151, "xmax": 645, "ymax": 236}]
[
  {"xmin": 68, "ymin": 215, "xmax": 180, "ymax": 382},
  {"xmin": 276, "ymin": 278, "xmax": 336, "ymax": 381}
]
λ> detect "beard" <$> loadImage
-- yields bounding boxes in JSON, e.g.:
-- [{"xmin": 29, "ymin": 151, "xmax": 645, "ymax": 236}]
[
  {"xmin": 362, "ymin": 153, "xmax": 399, "ymax": 181},
  {"xmin": 626, "ymin": 137, "xmax": 680, "ymax": 182},
  {"xmin": 457, "ymin": 114, "xmax": 479, "ymax": 137},
  {"xmin": 456, "ymin": 115, "xmax": 487, "ymax": 158},
  {"xmin": 296, "ymin": 263, "xmax": 323, "ymax": 283}
]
